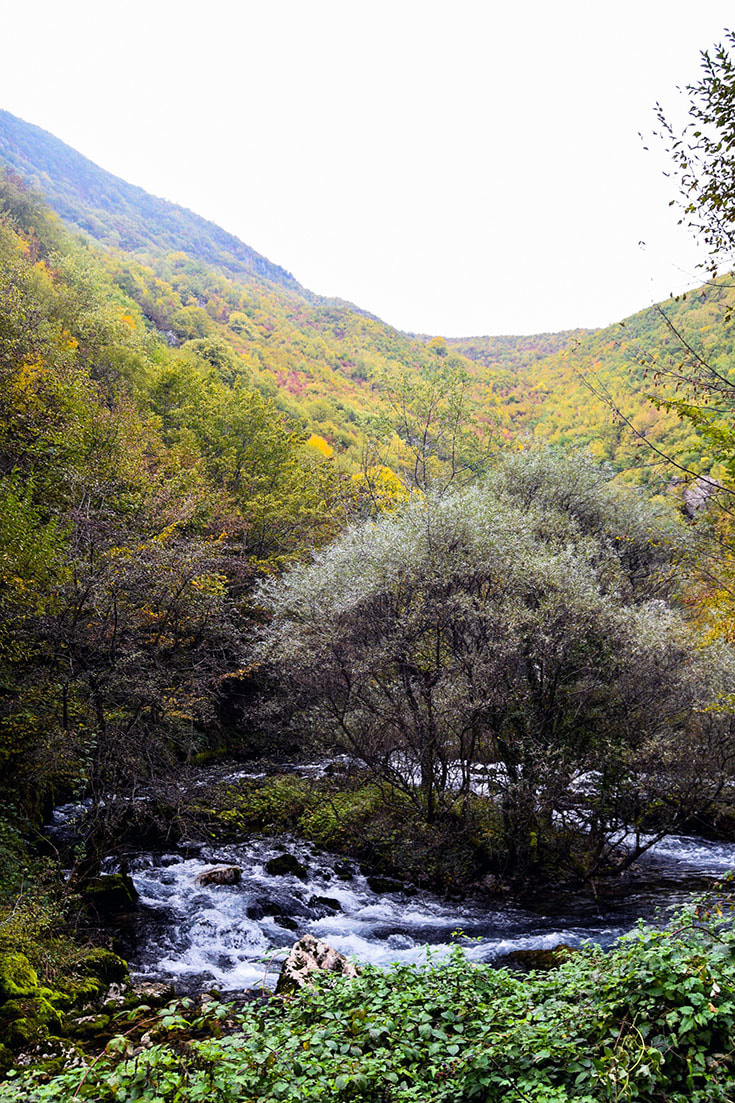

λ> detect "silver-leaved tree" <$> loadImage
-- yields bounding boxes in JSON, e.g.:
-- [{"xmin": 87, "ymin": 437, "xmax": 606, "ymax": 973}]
[{"xmin": 255, "ymin": 450, "xmax": 735, "ymax": 877}]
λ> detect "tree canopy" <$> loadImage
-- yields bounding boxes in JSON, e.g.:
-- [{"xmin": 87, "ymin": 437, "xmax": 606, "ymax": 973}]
[{"xmin": 255, "ymin": 451, "xmax": 735, "ymax": 876}]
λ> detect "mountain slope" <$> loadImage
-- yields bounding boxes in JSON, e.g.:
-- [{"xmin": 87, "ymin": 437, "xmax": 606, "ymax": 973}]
[
  {"xmin": 2, "ymin": 109, "xmax": 733, "ymax": 494},
  {"xmin": 0, "ymin": 109, "xmax": 301, "ymax": 290}
]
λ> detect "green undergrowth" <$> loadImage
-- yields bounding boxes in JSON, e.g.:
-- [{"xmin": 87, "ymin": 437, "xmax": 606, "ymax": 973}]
[
  {"xmin": 193, "ymin": 774, "xmax": 503, "ymax": 891},
  {"xmin": 0, "ymin": 818, "xmax": 130, "ymax": 1074},
  {"xmin": 4, "ymin": 900, "xmax": 735, "ymax": 1101}
]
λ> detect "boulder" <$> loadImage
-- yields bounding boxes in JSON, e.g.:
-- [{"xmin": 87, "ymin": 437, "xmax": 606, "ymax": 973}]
[
  {"xmin": 274, "ymin": 916, "xmax": 299, "ymax": 931},
  {"xmin": 366, "ymin": 875, "xmax": 404, "ymax": 894},
  {"xmin": 309, "ymin": 895, "xmax": 343, "ymax": 913},
  {"xmin": 334, "ymin": 861, "xmax": 354, "ymax": 881},
  {"xmin": 247, "ymin": 897, "xmax": 307, "ymax": 921},
  {"xmin": 0, "ymin": 952, "xmax": 39, "ymax": 1002},
  {"xmin": 276, "ymin": 935, "xmax": 359, "ymax": 995},
  {"xmin": 265, "ymin": 853, "xmax": 308, "ymax": 879},
  {"xmin": 82, "ymin": 873, "xmax": 138, "ymax": 916},
  {"xmin": 196, "ymin": 865, "xmax": 242, "ymax": 887}
]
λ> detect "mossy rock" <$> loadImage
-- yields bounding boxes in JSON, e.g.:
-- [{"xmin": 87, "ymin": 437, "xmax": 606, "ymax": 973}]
[
  {"xmin": 0, "ymin": 1042, "xmax": 13, "ymax": 1077},
  {"xmin": 82, "ymin": 873, "xmax": 138, "ymax": 915},
  {"xmin": 0, "ymin": 952, "xmax": 39, "ymax": 1001},
  {"xmin": 78, "ymin": 947, "xmax": 128, "ymax": 984},
  {"xmin": 0, "ymin": 994, "xmax": 62, "ymax": 1048},
  {"xmin": 64, "ymin": 1012, "xmax": 111, "ymax": 1039},
  {"xmin": 53, "ymin": 974, "xmax": 105, "ymax": 1008},
  {"xmin": 504, "ymin": 944, "xmax": 576, "ymax": 971}
]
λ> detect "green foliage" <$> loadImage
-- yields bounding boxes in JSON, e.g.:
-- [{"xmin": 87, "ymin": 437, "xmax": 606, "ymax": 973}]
[
  {"xmin": 5, "ymin": 901, "xmax": 735, "ymax": 1101},
  {"xmin": 0, "ymin": 171, "xmax": 346, "ymax": 866}
]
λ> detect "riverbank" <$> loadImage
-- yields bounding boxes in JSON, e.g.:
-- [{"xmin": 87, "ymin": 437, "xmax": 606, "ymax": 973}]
[{"xmin": 3, "ymin": 898, "xmax": 735, "ymax": 1102}]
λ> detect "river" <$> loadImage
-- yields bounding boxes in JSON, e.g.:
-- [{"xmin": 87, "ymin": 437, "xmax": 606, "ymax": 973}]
[
  {"xmin": 110, "ymin": 831, "xmax": 735, "ymax": 993},
  {"xmin": 50, "ymin": 764, "xmax": 735, "ymax": 993}
]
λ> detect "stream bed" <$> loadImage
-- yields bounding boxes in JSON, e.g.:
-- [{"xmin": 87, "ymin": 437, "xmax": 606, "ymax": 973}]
[
  {"xmin": 112, "ymin": 831, "xmax": 735, "ymax": 993},
  {"xmin": 50, "ymin": 760, "xmax": 735, "ymax": 993}
]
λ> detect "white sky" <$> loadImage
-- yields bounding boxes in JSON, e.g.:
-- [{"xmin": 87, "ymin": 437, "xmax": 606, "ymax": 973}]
[{"xmin": 1, "ymin": 1, "xmax": 733, "ymax": 336}]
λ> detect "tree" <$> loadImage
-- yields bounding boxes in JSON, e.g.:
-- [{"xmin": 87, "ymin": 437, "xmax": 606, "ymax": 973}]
[
  {"xmin": 359, "ymin": 357, "xmax": 492, "ymax": 503},
  {"xmin": 655, "ymin": 30, "xmax": 735, "ymax": 275},
  {"xmin": 255, "ymin": 451, "xmax": 735, "ymax": 877}
]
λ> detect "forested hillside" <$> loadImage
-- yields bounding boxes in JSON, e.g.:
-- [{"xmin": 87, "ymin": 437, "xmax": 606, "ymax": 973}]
[{"xmin": 2, "ymin": 108, "xmax": 734, "ymax": 495}]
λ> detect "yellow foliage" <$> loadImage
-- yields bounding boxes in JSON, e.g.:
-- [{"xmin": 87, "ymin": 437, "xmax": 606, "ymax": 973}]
[
  {"xmin": 306, "ymin": 433, "xmax": 333, "ymax": 458},
  {"xmin": 190, "ymin": 571, "xmax": 227, "ymax": 596},
  {"xmin": 352, "ymin": 465, "xmax": 410, "ymax": 511}
]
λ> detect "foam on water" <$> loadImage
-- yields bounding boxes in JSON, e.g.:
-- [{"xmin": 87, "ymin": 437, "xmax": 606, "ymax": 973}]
[
  {"xmin": 49, "ymin": 761, "xmax": 735, "ymax": 992},
  {"xmin": 118, "ymin": 827, "xmax": 734, "ymax": 992}
]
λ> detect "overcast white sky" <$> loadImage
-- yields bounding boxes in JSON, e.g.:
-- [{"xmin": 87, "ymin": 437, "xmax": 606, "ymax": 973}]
[{"xmin": 1, "ymin": 2, "xmax": 733, "ymax": 336}]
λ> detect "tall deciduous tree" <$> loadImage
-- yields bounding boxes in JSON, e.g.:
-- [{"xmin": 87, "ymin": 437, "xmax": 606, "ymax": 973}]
[{"xmin": 255, "ymin": 451, "xmax": 735, "ymax": 876}]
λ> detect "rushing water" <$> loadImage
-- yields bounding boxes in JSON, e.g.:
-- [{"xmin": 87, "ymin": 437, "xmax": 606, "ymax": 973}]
[
  {"xmin": 50, "ymin": 761, "xmax": 735, "ymax": 993},
  {"xmin": 112, "ymin": 831, "xmax": 735, "ymax": 993}
]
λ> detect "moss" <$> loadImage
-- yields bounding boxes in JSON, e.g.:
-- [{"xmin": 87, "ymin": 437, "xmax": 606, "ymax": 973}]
[
  {"xmin": 82, "ymin": 873, "xmax": 138, "ymax": 915},
  {"xmin": 64, "ymin": 1012, "xmax": 111, "ymax": 1039},
  {"xmin": 0, "ymin": 1041, "xmax": 13, "ymax": 1077},
  {"xmin": 77, "ymin": 946, "xmax": 128, "ymax": 984},
  {"xmin": 0, "ymin": 994, "xmax": 62, "ymax": 1047},
  {"xmin": 0, "ymin": 952, "xmax": 38, "ymax": 1001}
]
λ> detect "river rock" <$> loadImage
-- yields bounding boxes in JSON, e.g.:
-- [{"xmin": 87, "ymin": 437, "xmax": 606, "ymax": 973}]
[
  {"xmin": 276, "ymin": 935, "xmax": 359, "ymax": 994},
  {"xmin": 274, "ymin": 916, "xmax": 299, "ymax": 931},
  {"xmin": 309, "ymin": 894, "xmax": 342, "ymax": 913},
  {"xmin": 247, "ymin": 897, "xmax": 307, "ymax": 921},
  {"xmin": 504, "ymin": 944, "xmax": 576, "ymax": 971},
  {"xmin": 366, "ymin": 875, "xmax": 404, "ymax": 894},
  {"xmin": 265, "ymin": 853, "xmax": 308, "ymax": 879},
  {"xmin": 196, "ymin": 865, "xmax": 243, "ymax": 886}
]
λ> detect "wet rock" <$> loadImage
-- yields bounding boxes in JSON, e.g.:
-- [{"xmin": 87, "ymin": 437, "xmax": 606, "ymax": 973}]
[
  {"xmin": 82, "ymin": 873, "xmax": 139, "ymax": 916},
  {"xmin": 0, "ymin": 952, "xmax": 39, "ymax": 1001},
  {"xmin": 130, "ymin": 980, "xmax": 176, "ymax": 1007},
  {"xmin": 309, "ymin": 895, "xmax": 342, "ymax": 913},
  {"xmin": 366, "ymin": 875, "xmax": 404, "ymax": 894},
  {"xmin": 196, "ymin": 865, "xmax": 243, "ymax": 886},
  {"xmin": 274, "ymin": 916, "xmax": 299, "ymax": 931},
  {"xmin": 276, "ymin": 935, "xmax": 359, "ymax": 994},
  {"xmin": 504, "ymin": 944, "xmax": 576, "ymax": 971},
  {"xmin": 178, "ymin": 841, "xmax": 204, "ymax": 859},
  {"xmin": 247, "ymin": 897, "xmax": 307, "ymax": 921},
  {"xmin": 159, "ymin": 853, "xmax": 184, "ymax": 867},
  {"xmin": 334, "ymin": 861, "xmax": 354, "ymax": 881},
  {"xmin": 265, "ymin": 853, "xmax": 308, "ymax": 879}
]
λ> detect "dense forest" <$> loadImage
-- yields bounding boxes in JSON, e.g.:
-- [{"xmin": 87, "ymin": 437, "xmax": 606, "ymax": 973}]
[{"xmin": 1, "ymin": 30, "xmax": 735, "ymax": 1102}]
